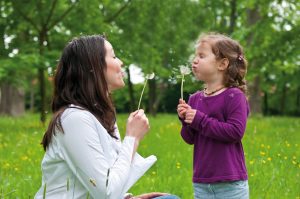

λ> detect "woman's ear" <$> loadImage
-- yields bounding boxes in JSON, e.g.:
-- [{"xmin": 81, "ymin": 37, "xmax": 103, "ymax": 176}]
[{"xmin": 217, "ymin": 58, "xmax": 229, "ymax": 71}]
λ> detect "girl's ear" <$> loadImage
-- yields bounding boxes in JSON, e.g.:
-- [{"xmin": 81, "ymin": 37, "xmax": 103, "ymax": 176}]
[{"xmin": 217, "ymin": 58, "xmax": 229, "ymax": 71}]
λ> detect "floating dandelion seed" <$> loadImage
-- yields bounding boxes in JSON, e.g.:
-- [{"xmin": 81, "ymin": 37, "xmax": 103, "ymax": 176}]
[
  {"xmin": 179, "ymin": 65, "xmax": 191, "ymax": 100},
  {"xmin": 89, "ymin": 178, "xmax": 97, "ymax": 187},
  {"xmin": 137, "ymin": 73, "xmax": 155, "ymax": 110}
]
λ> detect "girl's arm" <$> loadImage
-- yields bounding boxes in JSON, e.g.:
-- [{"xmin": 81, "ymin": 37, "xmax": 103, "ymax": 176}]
[
  {"xmin": 189, "ymin": 93, "xmax": 249, "ymax": 143},
  {"xmin": 178, "ymin": 96, "xmax": 196, "ymax": 145}
]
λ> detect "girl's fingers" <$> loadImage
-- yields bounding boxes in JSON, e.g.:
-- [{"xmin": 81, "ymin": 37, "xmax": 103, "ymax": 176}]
[
  {"xmin": 179, "ymin": 99, "xmax": 186, "ymax": 104},
  {"xmin": 178, "ymin": 104, "xmax": 189, "ymax": 109}
]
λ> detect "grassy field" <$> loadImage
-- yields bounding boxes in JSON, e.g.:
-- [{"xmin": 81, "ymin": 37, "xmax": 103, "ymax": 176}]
[{"xmin": 0, "ymin": 113, "xmax": 299, "ymax": 198}]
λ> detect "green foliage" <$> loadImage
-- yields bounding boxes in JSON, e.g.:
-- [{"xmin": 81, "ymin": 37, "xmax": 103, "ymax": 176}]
[{"xmin": 0, "ymin": 0, "xmax": 299, "ymax": 115}]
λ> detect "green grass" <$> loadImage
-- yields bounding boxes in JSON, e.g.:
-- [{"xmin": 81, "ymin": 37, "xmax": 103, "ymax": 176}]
[{"xmin": 0, "ymin": 114, "xmax": 300, "ymax": 198}]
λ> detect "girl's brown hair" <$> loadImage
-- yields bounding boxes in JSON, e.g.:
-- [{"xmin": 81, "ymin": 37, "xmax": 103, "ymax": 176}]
[
  {"xmin": 198, "ymin": 32, "xmax": 248, "ymax": 94},
  {"xmin": 42, "ymin": 35, "xmax": 117, "ymax": 151}
]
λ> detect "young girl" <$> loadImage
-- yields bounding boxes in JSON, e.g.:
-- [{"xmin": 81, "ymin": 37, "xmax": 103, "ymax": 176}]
[{"xmin": 177, "ymin": 33, "xmax": 250, "ymax": 199}]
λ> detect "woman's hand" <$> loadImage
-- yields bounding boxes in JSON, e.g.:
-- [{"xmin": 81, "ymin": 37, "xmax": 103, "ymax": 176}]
[
  {"xmin": 177, "ymin": 99, "xmax": 190, "ymax": 119},
  {"xmin": 126, "ymin": 109, "xmax": 149, "ymax": 141},
  {"xmin": 127, "ymin": 192, "xmax": 169, "ymax": 199}
]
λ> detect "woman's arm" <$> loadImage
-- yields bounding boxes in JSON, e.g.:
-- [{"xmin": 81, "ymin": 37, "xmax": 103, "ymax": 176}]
[{"xmin": 58, "ymin": 110, "xmax": 135, "ymax": 199}]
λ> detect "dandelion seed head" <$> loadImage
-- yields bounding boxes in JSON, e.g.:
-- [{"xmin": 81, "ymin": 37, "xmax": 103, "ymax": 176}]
[
  {"xmin": 145, "ymin": 72, "xmax": 155, "ymax": 80},
  {"xmin": 179, "ymin": 65, "xmax": 191, "ymax": 75}
]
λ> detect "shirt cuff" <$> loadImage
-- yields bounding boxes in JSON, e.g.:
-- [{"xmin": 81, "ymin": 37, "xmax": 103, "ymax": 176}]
[
  {"xmin": 178, "ymin": 116, "xmax": 188, "ymax": 127},
  {"xmin": 190, "ymin": 110, "xmax": 205, "ymax": 130}
]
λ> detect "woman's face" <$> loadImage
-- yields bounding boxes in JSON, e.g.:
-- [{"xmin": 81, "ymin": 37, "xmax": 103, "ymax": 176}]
[{"xmin": 104, "ymin": 40, "xmax": 125, "ymax": 91}]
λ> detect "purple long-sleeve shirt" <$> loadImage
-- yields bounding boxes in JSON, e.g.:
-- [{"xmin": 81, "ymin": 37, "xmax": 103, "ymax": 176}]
[{"xmin": 180, "ymin": 87, "xmax": 249, "ymax": 183}]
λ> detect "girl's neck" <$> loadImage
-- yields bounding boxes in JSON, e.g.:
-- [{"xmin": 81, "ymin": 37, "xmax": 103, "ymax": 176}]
[{"xmin": 204, "ymin": 82, "xmax": 226, "ymax": 96}]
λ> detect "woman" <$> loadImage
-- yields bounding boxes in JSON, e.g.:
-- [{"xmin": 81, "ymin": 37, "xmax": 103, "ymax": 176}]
[{"xmin": 35, "ymin": 35, "xmax": 179, "ymax": 199}]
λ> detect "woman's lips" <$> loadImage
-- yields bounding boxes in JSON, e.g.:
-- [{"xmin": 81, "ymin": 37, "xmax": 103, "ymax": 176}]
[{"xmin": 120, "ymin": 71, "xmax": 125, "ymax": 78}]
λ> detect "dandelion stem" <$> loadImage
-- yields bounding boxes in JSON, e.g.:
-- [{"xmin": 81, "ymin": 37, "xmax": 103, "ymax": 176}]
[
  {"xmin": 181, "ymin": 74, "xmax": 184, "ymax": 100},
  {"xmin": 138, "ymin": 79, "xmax": 148, "ymax": 110},
  {"xmin": 43, "ymin": 184, "xmax": 47, "ymax": 199}
]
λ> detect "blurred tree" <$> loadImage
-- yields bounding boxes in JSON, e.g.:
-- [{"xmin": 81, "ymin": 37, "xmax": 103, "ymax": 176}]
[
  {"xmin": 115, "ymin": 0, "xmax": 202, "ymax": 115},
  {"xmin": 1, "ymin": 0, "xmax": 299, "ymax": 117}
]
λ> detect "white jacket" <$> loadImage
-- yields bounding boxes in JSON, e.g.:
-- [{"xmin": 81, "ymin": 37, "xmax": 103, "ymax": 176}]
[{"xmin": 35, "ymin": 106, "xmax": 156, "ymax": 199}]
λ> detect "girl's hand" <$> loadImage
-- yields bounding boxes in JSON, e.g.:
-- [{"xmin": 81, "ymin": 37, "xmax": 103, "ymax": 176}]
[
  {"xmin": 126, "ymin": 109, "xmax": 149, "ymax": 141},
  {"xmin": 184, "ymin": 108, "xmax": 197, "ymax": 124},
  {"xmin": 177, "ymin": 99, "xmax": 191, "ymax": 119}
]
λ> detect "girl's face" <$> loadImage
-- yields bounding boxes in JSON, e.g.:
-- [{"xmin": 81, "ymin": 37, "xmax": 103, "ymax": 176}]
[
  {"xmin": 192, "ymin": 41, "xmax": 221, "ymax": 82},
  {"xmin": 104, "ymin": 40, "xmax": 125, "ymax": 91}
]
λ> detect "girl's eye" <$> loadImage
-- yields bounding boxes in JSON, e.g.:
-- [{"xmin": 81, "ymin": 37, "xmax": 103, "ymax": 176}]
[{"xmin": 199, "ymin": 54, "xmax": 204, "ymax": 58}]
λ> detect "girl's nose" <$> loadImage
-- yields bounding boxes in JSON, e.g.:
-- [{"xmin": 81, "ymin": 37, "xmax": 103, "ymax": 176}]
[{"xmin": 192, "ymin": 57, "xmax": 198, "ymax": 64}]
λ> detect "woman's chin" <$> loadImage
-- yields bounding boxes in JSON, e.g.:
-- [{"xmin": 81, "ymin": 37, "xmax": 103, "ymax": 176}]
[{"xmin": 111, "ymin": 82, "xmax": 125, "ymax": 91}]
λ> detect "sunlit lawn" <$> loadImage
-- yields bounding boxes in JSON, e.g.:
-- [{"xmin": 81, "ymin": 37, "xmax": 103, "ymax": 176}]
[{"xmin": 0, "ymin": 113, "xmax": 299, "ymax": 198}]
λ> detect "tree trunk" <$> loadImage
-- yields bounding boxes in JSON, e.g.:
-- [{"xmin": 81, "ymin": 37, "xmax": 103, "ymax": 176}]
[
  {"xmin": 39, "ymin": 30, "xmax": 47, "ymax": 124},
  {"xmin": 247, "ymin": 7, "xmax": 262, "ymax": 114},
  {"xmin": 30, "ymin": 80, "xmax": 35, "ymax": 112},
  {"xmin": 229, "ymin": 0, "xmax": 237, "ymax": 34},
  {"xmin": 280, "ymin": 84, "xmax": 287, "ymax": 115},
  {"xmin": 0, "ymin": 83, "xmax": 25, "ymax": 116},
  {"xmin": 248, "ymin": 76, "xmax": 262, "ymax": 114},
  {"xmin": 263, "ymin": 90, "xmax": 268, "ymax": 115},
  {"xmin": 126, "ymin": 67, "xmax": 135, "ymax": 111},
  {"xmin": 148, "ymin": 79, "xmax": 156, "ymax": 116},
  {"xmin": 296, "ymin": 86, "xmax": 300, "ymax": 115}
]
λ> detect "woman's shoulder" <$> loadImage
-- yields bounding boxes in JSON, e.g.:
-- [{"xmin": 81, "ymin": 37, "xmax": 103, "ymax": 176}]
[{"xmin": 61, "ymin": 105, "xmax": 96, "ymax": 124}]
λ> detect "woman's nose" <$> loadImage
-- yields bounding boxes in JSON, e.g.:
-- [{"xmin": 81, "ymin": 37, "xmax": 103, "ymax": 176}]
[{"xmin": 118, "ymin": 58, "xmax": 124, "ymax": 67}]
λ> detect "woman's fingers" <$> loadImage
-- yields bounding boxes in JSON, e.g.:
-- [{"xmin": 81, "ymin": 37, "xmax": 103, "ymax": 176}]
[{"xmin": 133, "ymin": 192, "xmax": 169, "ymax": 199}]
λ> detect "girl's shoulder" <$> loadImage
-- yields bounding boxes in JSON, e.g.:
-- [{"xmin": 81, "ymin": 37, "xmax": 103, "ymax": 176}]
[
  {"xmin": 224, "ymin": 87, "xmax": 246, "ymax": 99},
  {"xmin": 188, "ymin": 90, "xmax": 204, "ymax": 102},
  {"xmin": 224, "ymin": 88, "xmax": 248, "ymax": 108}
]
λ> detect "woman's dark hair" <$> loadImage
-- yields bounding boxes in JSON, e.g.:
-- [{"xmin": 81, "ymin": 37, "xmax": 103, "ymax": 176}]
[
  {"xmin": 42, "ymin": 35, "xmax": 117, "ymax": 151},
  {"xmin": 198, "ymin": 32, "xmax": 248, "ymax": 94}
]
